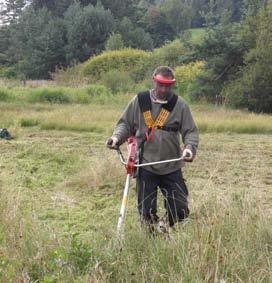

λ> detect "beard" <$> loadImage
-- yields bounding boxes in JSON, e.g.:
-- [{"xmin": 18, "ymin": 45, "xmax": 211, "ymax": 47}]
[{"xmin": 153, "ymin": 90, "xmax": 172, "ymax": 101}]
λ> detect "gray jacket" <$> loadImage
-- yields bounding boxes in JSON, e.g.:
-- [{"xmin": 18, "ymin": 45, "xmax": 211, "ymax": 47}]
[{"xmin": 112, "ymin": 91, "xmax": 199, "ymax": 175}]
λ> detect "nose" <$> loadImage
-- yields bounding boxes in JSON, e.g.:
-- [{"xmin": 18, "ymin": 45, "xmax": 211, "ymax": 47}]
[{"xmin": 159, "ymin": 85, "xmax": 170, "ymax": 93}]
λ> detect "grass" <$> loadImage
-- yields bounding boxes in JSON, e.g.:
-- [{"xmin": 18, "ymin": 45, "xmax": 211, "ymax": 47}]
[
  {"xmin": 0, "ymin": 100, "xmax": 271, "ymax": 282},
  {"xmin": 0, "ymin": 101, "xmax": 272, "ymax": 135},
  {"xmin": 0, "ymin": 85, "xmax": 128, "ymax": 105},
  {"xmin": 193, "ymin": 104, "xmax": 272, "ymax": 134},
  {"xmin": 188, "ymin": 28, "xmax": 206, "ymax": 44}
]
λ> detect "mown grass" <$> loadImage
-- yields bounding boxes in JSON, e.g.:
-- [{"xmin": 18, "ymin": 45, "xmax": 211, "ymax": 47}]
[{"xmin": 0, "ymin": 100, "xmax": 271, "ymax": 282}]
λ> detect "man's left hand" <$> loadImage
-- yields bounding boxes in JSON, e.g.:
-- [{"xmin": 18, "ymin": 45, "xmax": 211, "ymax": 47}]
[{"xmin": 182, "ymin": 148, "xmax": 193, "ymax": 162}]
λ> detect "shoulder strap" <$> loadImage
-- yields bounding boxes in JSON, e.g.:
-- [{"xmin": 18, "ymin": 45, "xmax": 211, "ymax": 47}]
[
  {"xmin": 137, "ymin": 91, "xmax": 178, "ymax": 113},
  {"xmin": 154, "ymin": 93, "xmax": 178, "ymax": 128},
  {"xmin": 137, "ymin": 91, "xmax": 151, "ymax": 113},
  {"xmin": 137, "ymin": 91, "xmax": 179, "ymax": 129},
  {"xmin": 137, "ymin": 91, "xmax": 153, "ymax": 128}
]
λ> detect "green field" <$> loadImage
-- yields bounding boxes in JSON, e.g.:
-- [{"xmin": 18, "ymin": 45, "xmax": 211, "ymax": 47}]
[
  {"xmin": 188, "ymin": 28, "xmax": 206, "ymax": 43},
  {"xmin": 0, "ymin": 100, "xmax": 271, "ymax": 282}
]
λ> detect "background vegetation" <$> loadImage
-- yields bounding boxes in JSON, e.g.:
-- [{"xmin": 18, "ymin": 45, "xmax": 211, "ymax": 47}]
[
  {"xmin": 1, "ymin": 0, "xmax": 271, "ymax": 113},
  {"xmin": 0, "ymin": 1, "xmax": 271, "ymax": 281}
]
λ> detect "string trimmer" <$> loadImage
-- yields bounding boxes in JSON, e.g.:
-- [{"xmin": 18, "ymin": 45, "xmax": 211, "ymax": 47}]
[{"xmin": 115, "ymin": 136, "xmax": 185, "ymax": 239}]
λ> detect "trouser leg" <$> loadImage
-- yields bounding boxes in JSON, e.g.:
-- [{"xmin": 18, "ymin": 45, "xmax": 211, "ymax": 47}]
[
  {"xmin": 137, "ymin": 168, "xmax": 160, "ymax": 224},
  {"xmin": 159, "ymin": 170, "xmax": 189, "ymax": 226}
]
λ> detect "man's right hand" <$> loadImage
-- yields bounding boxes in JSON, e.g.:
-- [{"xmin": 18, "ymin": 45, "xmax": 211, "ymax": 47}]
[{"xmin": 106, "ymin": 136, "xmax": 120, "ymax": 149}]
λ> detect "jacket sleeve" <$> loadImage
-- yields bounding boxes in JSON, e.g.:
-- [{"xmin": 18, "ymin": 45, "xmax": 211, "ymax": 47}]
[
  {"xmin": 180, "ymin": 103, "xmax": 199, "ymax": 156},
  {"xmin": 112, "ymin": 96, "xmax": 137, "ymax": 144}
]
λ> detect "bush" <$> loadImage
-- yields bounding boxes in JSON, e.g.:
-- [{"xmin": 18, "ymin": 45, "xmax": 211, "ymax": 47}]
[
  {"xmin": 71, "ymin": 84, "xmax": 111, "ymax": 104},
  {"xmin": 82, "ymin": 48, "xmax": 150, "ymax": 80},
  {"xmin": 134, "ymin": 39, "xmax": 190, "ymax": 81},
  {"xmin": 63, "ymin": 40, "xmax": 192, "ymax": 85},
  {"xmin": 84, "ymin": 84, "xmax": 110, "ymax": 96},
  {"xmin": 174, "ymin": 61, "xmax": 205, "ymax": 99},
  {"xmin": 0, "ymin": 66, "xmax": 17, "ymax": 78},
  {"xmin": 27, "ymin": 88, "xmax": 70, "ymax": 104},
  {"xmin": 51, "ymin": 64, "xmax": 88, "ymax": 87},
  {"xmin": 0, "ymin": 89, "xmax": 11, "ymax": 101},
  {"xmin": 105, "ymin": 33, "xmax": 125, "ymax": 51},
  {"xmin": 20, "ymin": 118, "xmax": 40, "ymax": 127},
  {"xmin": 100, "ymin": 70, "xmax": 133, "ymax": 93},
  {"xmin": 152, "ymin": 39, "xmax": 188, "ymax": 68}
]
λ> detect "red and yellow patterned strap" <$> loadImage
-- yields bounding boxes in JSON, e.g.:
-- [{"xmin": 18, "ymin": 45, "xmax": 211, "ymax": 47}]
[{"xmin": 142, "ymin": 108, "xmax": 170, "ymax": 129}]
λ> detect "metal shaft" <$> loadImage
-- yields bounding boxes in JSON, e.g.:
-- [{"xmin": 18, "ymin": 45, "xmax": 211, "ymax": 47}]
[{"xmin": 117, "ymin": 174, "xmax": 131, "ymax": 237}]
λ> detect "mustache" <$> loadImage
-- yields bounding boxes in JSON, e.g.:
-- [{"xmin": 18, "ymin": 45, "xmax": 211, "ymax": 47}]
[{"xmin": 155, "ymin": 91, "xmax": 173, "ymax": 99}]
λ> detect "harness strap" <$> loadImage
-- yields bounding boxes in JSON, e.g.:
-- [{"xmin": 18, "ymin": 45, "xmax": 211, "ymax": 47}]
[
  {"xmin": 137, "ymin": 91, "xmax": 179, "ymax": 164},
  {"xmin": 155, "ymin": 108, "xmax": 169, "ymax": 127},
  {"xmin": 157, "ymin": 125, "xmax": 179, "ymax": 132},
  {"xmin": 138, "ymin": 91, "xmax": 178, "ymax": 129},
  {"xmin": 143, "ymin": 111, "xmax": 153, "ymax": 128}
]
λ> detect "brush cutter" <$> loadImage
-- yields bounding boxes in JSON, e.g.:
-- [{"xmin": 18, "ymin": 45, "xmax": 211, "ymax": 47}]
[{"xmin": 115, "ymin": 136, "xmax": 186, "ymax": 238}]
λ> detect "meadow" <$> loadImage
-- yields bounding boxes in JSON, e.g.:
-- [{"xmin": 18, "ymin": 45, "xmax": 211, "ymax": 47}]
[{"xmin": 0, "ymin": 92, "xmax": 271, "ymax": 282}]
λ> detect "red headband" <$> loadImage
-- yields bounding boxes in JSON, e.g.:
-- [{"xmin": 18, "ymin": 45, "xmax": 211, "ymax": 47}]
[{"xmin": 153, "ymin": 74, "xmax": 176, "ymax": 84}]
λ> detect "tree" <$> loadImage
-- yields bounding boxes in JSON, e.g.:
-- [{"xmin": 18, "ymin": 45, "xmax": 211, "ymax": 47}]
[
  {"xmin": 192, "ymin": 9, "xmax": 246, "ymax": 102},
  {"xmin": 0, "ymin": 25, "xmax": 10, "ymax": 65},
  {"xmin": 64, "ymin": 2, "xmax": 114, "ymax": 62},
  {"xmin": 101, "ymin": 0, "xmax": 140, "ymax": 20},
  {"xmin": 105, "ymin": 33, "xmax": 124, "ymax": 50},
  {"xmin": 143, "ymin": 5, "xmax": 175, "ymax": 47},
  {"xmin": 191, "ymin": 0, "xmax": 209, "ymax": 27},
  {"xmin": 0, "ymin": 0, "xmax": 27, "ymax": 24},
  {"xmin": 223, "ymin": 2, "xmax": 272, "ymax": 113},
  {"xmin": 117, "ymin": 17, "xmax": 153, "ymax": 50},
  {"xmin": 31, "ymin": 0, "xmax": 74, "ymax": 16},
  {"xmin": 160, "ymin": 0, "xmax": 193, "ymax": 35},
  {"xmin": 9, "ymin": 7, "xmax": 66, "ymax": 78}
]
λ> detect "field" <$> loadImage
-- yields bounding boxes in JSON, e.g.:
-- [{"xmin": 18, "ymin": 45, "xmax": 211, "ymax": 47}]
[{"xmin": 0, "ymin": 100, "xmax": 271, "ymax": 282}]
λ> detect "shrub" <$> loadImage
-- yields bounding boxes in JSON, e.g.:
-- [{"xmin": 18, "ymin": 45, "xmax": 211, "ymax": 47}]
[
  {"xmin": 20, "ymin": 118, "xmax": 40, "ymax": 127},
  {"xmin": 174, "ymin": 61, "xmax": 205, "ymax": 99},
  {"xmin": 0, "ymin": 89, "xmax": 10, "ymax": 101},
  {"xmin": 84, "ymin": 84, "xmax": 110, "ymax": 96},
  {"xmin": 0, "ymin": 66, "xmax": 17, "ymax": 78},
  {"xmin": 134, "ymin": 39, "xmax": 190, "ymax": 81},
  {"xmin": 71, "ymin": 84, "xmax": 111, "ymax": 104},
  {"xmin": 51, "ymin": 64, "xmax": 88, "ymax": 87},
  {"xmin": 152, "ymin": 39, "xmax": 188, "ymax": 68},
  {"xmin": 27, "ymin": 88, "xmax": 70, "ymax": 104},
  {"xmin": 82, "ymin": 48, "xmax": 150, "ymax": 80},
  {"xmin": 100, "ymin": 70, "xmax": 133, "ymax": 93},
  {"xmin": 105, "ymin": 33, "xmax": 125, "ymax": 51}
]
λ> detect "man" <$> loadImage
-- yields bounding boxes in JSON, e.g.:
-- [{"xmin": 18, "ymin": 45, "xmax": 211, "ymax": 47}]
[{"xmin": 106, "ymin": 66, "xmax": 199, "ymax": 232}]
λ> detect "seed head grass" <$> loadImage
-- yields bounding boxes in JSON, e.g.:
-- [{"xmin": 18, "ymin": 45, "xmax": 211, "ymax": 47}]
[{"xmin": 0, "ymin": 101, "xmax": 271, "ymax": 282}]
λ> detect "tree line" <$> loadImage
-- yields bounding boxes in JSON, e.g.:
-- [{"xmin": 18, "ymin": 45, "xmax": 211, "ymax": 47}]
[
  {"xmin": 0, "ymin": 0, "xmax": 271, "ymax": 113},
  {"xmin": 190, "ymin": 0, "xmax": 271, "ymax": 113},
  {"xmin": 0, "ymin": 0, "xmax": 243, "ymax": 78}
]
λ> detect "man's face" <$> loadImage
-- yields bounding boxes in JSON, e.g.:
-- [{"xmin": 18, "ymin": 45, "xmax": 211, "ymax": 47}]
[{"xmin": 153, "ymin": 79, "xmax": 173, "ymax": 100}]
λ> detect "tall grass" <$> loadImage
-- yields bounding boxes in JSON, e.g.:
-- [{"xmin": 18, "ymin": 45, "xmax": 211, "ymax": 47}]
[
  {"xmin": 193, "ymin": 105, "xmax": 272, "ymax": 134},
  {"xmin": 1, "ymin": 100, "xmax": 271, "ymax": 135},
  {"xmin": 0, "ymin": 85, "xmax": 132, "ymax": 107},
  {"xmin": 0, "ymin": 131, "xmax": 271, "ymax": 281}
]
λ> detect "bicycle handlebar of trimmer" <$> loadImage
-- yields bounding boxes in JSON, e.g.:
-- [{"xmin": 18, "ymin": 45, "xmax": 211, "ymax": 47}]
[{"xmin": 116, "ymin": 148, "xmax": 184, "ymax": 167}]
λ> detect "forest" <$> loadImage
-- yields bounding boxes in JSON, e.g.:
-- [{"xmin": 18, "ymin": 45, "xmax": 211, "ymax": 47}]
[{"xmin": 0, "ymin": 0, "xmax": 271, "ymax": 112}]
